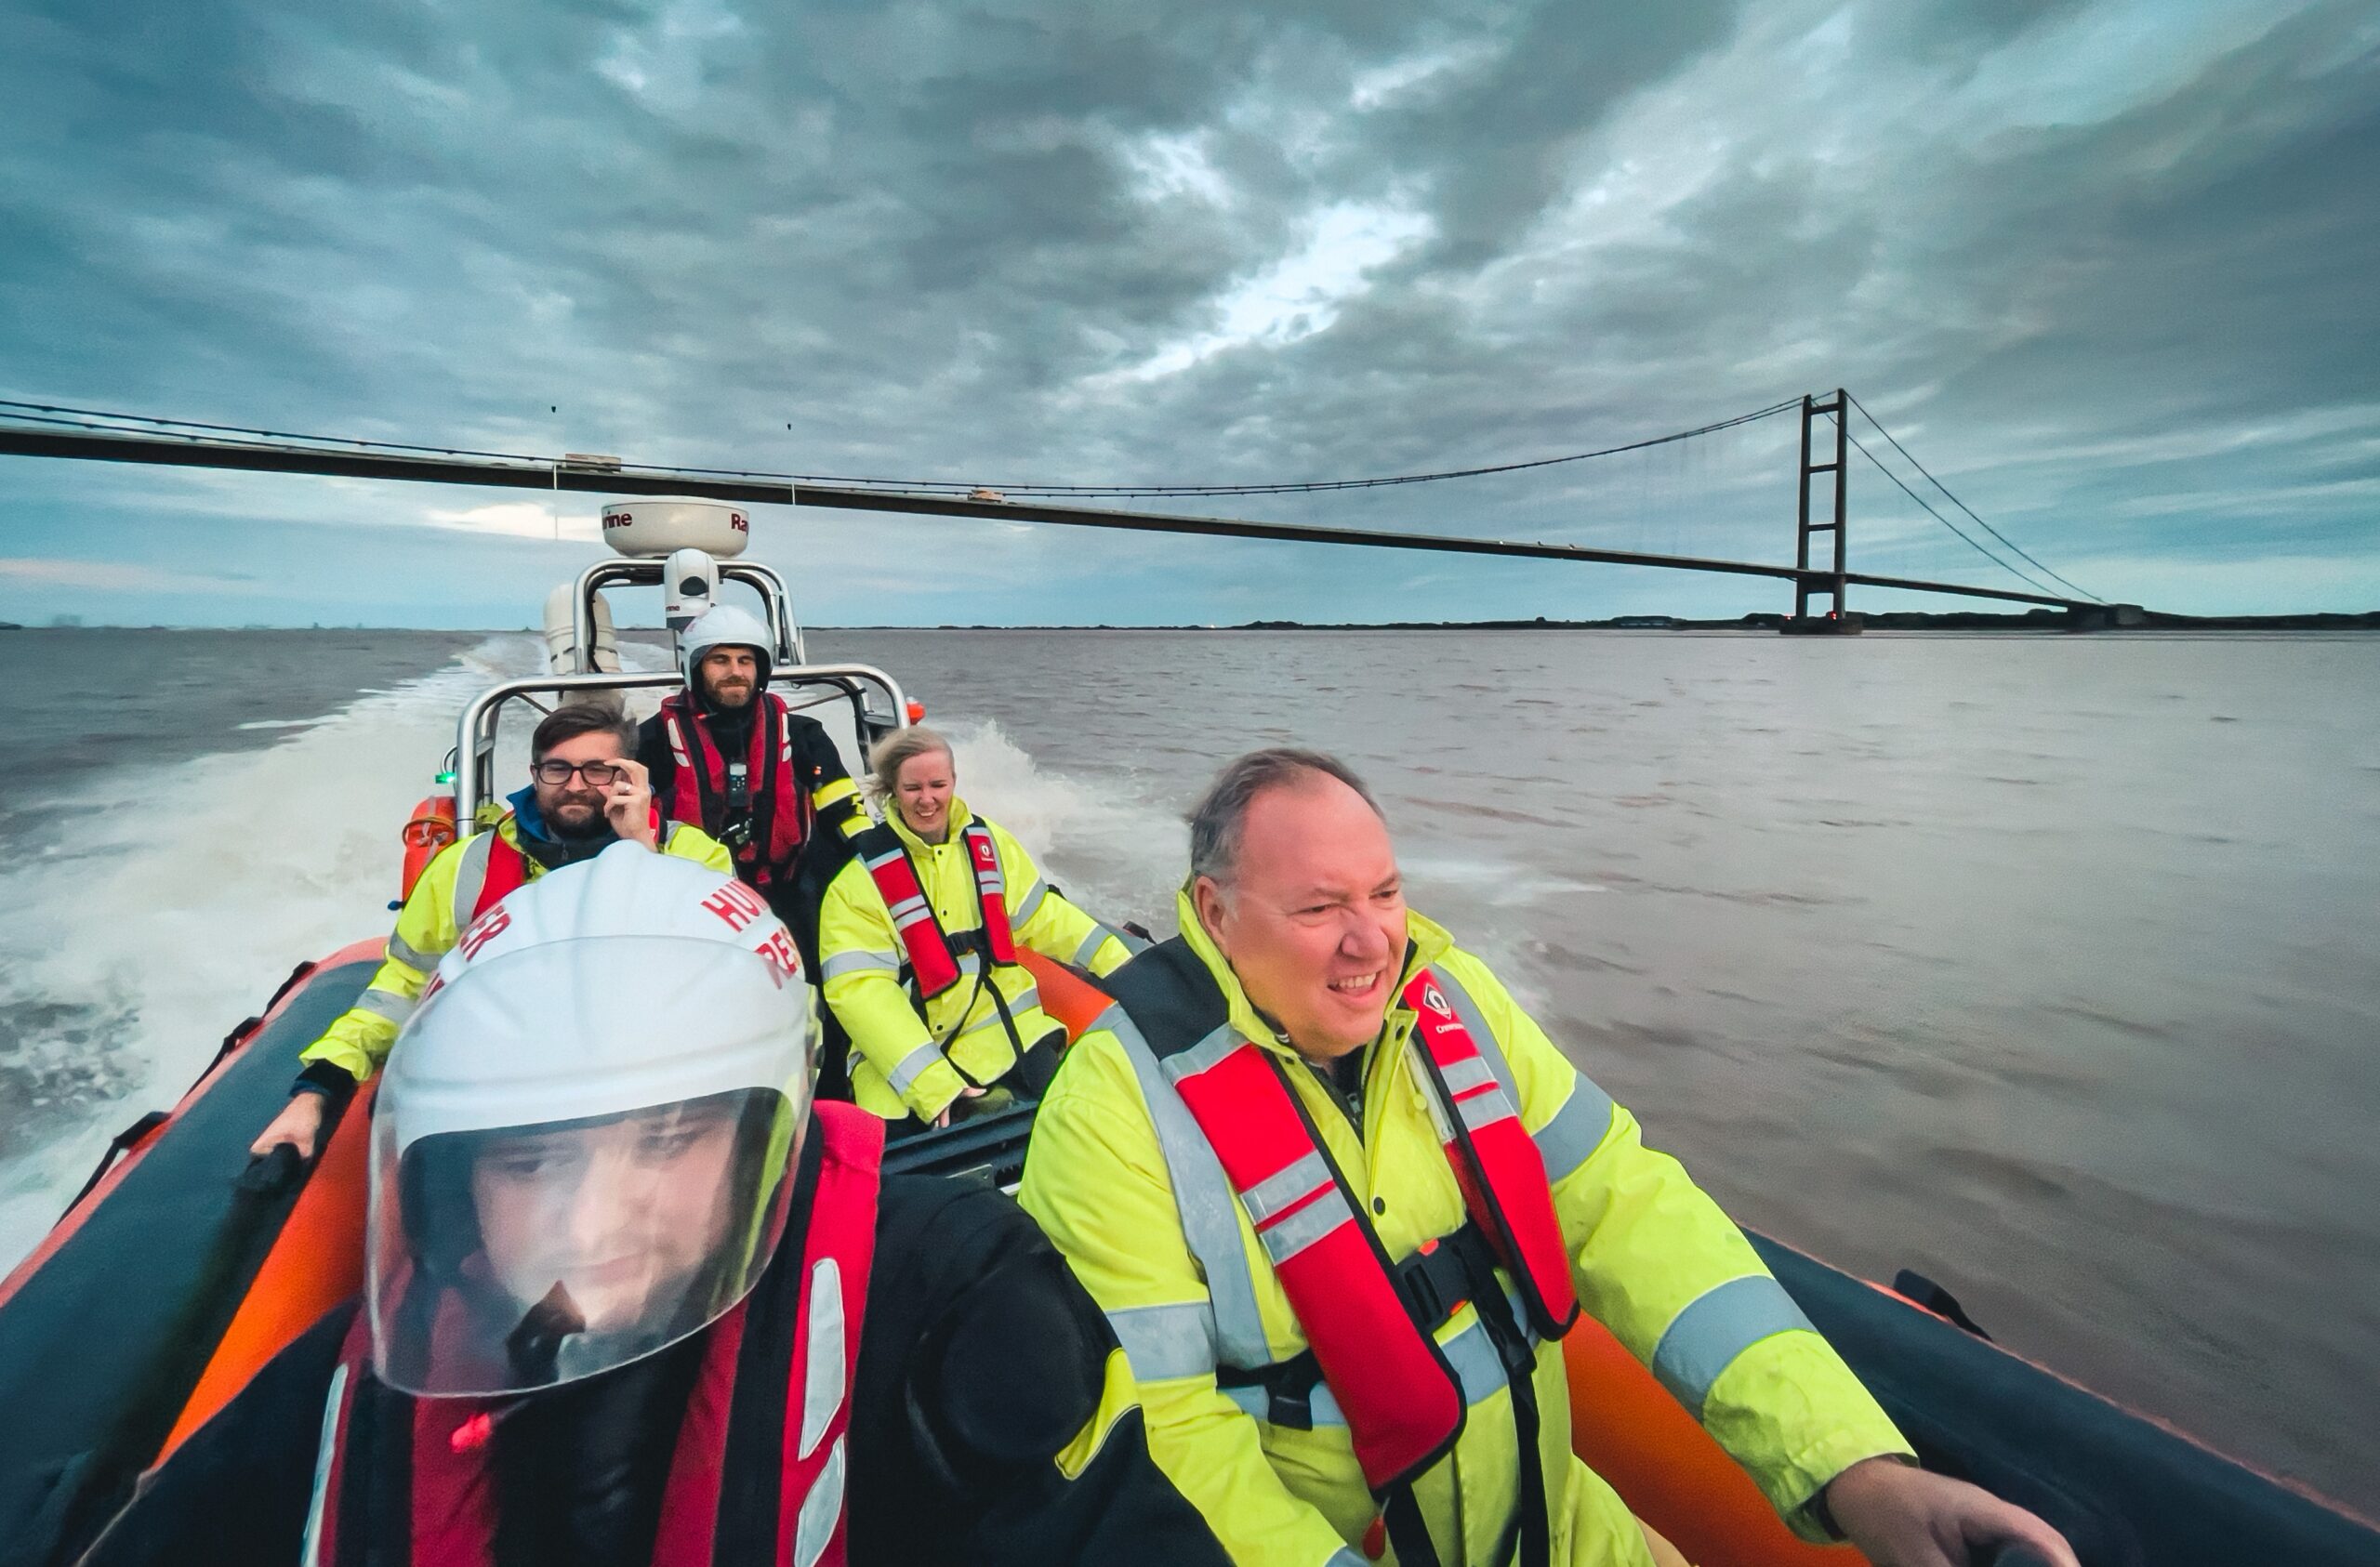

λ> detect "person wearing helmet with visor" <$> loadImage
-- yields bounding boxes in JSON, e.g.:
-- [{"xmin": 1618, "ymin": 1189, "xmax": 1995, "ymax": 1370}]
[
  {"xmin": 637, "ymin": 602, "xmax": 866, "ymax": 969},
  {"xmin": 93, "ymin": 847, "xmax": 1228, "ymax": 1567}
]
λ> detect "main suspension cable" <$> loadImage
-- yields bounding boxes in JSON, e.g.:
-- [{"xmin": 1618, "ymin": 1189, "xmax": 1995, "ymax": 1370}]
[
  {"xmin": 0, "ymin": 395, "xmax": 1800, "ymax": 502},
  {"xmin": 1846, "ymin": 393, "xmax": 2102, "ymax": 603},
  {"xmin": 1835, "ymin": 419, "xmax": 2067, "ymax": 599}
]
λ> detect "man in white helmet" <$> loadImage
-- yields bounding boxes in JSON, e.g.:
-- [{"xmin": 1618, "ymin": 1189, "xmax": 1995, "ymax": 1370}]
[
  {"xmin": 636, "ymin": 603, "xmax": 866, "ymax": 969},
  {"xmin": 94, "ymin": 847, "xmax": 1229, "ymax": 1567}
]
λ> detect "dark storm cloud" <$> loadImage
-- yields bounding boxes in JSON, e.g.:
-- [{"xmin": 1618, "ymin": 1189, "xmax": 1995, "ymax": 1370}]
[{"xmin": 1, "ymin": 0, "xmax": 2374, "ymax": 623}]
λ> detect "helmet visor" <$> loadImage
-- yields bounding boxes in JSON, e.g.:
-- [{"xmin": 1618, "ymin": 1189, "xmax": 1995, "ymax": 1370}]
[{"xmin": 368, "ymin": 1086, "xmax": 798, "ymax": 1396}]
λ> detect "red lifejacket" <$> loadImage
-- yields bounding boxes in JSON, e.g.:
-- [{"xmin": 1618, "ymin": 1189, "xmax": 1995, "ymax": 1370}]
[
  {"xmin": 305, "ymin": 1102, "xmax": 885, "ymax": 1567},
  {"xmin": 853, "ymin": 820, "xmax": 1016, "ymax": 999},
  {"xmin": 1117, "ymin": 947, "xmax": 1578, "ymax": 1495},
  {"xmin": 448, "ymin": 809, "xmax": 672, "ymax": 935},
  {"xmin": 661, "ymin": 692, "xmax": 811, "ymax": 886}
]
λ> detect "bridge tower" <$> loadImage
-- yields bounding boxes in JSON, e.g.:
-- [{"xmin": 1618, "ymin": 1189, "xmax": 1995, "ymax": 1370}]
[{"xmin": 1792, "ymin": 388, "xmax": 1849, "ymax": 623}]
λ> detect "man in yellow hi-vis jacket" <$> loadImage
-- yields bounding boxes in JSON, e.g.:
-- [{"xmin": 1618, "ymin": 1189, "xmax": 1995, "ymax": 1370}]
[
  {"xmin": 1020, "ymin": 748, "xmax": 2076, "ymax": 1567},
  {"xmin": 250, "ymin": 704, "xmax": 732, "ymax": 1161}
]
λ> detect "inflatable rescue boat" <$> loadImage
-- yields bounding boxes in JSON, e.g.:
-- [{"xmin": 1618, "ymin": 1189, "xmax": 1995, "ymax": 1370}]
[{"xmin": 1, "ymin": 504, "xmax": 2373, "ymax": 1567}]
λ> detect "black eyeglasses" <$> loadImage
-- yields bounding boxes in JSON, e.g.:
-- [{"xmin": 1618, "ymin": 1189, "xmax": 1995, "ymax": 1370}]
[{"xmin": 533, "ymin": 759, "xmax": 626, "ymax": 786}]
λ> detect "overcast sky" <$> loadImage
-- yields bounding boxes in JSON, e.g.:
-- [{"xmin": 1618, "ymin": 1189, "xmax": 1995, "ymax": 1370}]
[{"xmin": 2, "ymin": 0, "xmax": 2374, "ymax": 626}]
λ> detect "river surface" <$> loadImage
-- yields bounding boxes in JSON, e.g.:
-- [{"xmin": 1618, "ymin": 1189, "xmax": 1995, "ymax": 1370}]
[{"xmin": 0, "ymin": 625, "xmax": 2373, "ymax": 1510}]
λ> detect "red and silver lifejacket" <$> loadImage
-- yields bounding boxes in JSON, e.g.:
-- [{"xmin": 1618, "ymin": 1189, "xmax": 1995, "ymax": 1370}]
[
  {"xmin": 852, "ymin": 820, "xmax": 1016, "ymax": 1000},
  {"xmin": 661, "ymin": 691, "xmax": 812, "ymax": 886},
  {"xmin": 1101, "ymin": 941, "xmax": 1581, "ymax": 1495},
  {"xmin": 303, "ymin": 1102, "xmax": 885, "ymax": 1567}
]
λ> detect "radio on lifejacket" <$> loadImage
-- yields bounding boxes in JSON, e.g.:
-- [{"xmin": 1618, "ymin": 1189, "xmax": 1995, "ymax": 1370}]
[{"xmin": 720, "ymin": 760, "xmax": 756, "ymax": 851}]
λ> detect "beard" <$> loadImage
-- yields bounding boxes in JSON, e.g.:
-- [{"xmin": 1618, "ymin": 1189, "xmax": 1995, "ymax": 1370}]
[
  {"xmin": 547, "ymin": 791, "xmax": 609, "ymax": 840},
  {"xmin": 705, "ymin": 677, "xmax": 755, "ymax": 709}
]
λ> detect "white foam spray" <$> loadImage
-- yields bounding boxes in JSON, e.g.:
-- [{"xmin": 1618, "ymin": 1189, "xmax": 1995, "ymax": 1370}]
[
  {"xmin": 934, "ymin": 718, "xmax": 1186, "ymax": 936},
  {"xmin": 0, "ymin": 637, "xmax": 550, "ymax": 1269},
  {"xmin": 0, "ymin": 662, "xmax": 1175, "ymax": 1271}
]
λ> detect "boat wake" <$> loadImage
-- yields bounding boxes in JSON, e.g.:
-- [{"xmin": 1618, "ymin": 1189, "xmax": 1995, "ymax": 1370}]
[
  {"xmin": 0, "ymin": 636, "xmax": 547, "ymax": 1270},
  {"xmin": 935, "ymin": 718, "xmax": 1186, "ymax": 935},
  {"xmin": 0, "ymin": 650, "xmax": 1182, "ymax": 1273}
]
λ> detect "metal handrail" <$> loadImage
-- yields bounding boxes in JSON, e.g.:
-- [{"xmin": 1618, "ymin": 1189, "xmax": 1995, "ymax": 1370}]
[
  {"xmin": 567, "ymin": 560, "xmax": 805, "ymax": 672},
  {"xmin": 454, "ymin": 663, "xmax": 907, "ymax": 826}
]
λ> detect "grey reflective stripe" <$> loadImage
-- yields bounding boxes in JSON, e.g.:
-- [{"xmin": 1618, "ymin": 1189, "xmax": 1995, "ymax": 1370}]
[
  {"xmin": 952, "ymin": 984, "xmax": 1038, "ymax": 1043},
  {"xmin": 797, "ymin": 1258, "xmax": 845, "ymax": 1460},
  {"xmin": 1323, "ymin": 1551, "xmax": 1368, "ymax": 1567},
  {"xmin": 1220, "ymin": 1315, "xmax": 1519, "ymax": 1429},
  {"xmin": 1441, "ymin": 1311, "xmax": 1514, "ymax": 1405},
  {"xmin": 1258, "ymin": 1188, "xmax": 1350, "ymax": 1266},
  {"xmin": 888, "ymin": 894, "xmax": 930, "ymax": 923},
  {"xmin": 1106, "ymin": 1301, "xmax": 1217, "ymax": 1381},
  {"xmin": 1652, "ymin": 1273, "xmax": 1816, "ymax": 1420},
  {"xmin": 1533, "ymin": 1077, "xmax": 1614, "ymax": 1183},
  {"xmin": 298, "ymin": 1362, "xmax": 349, "ymax": 1567},
  {"xmin": 1457, "ymin": 1085, "xmax": 1519, "ymax": 1133},
  {"xmin": 790, "ymin": 1436, "xmax": 846, "ymax": 1567},
  {"xmin": 1106, "ymin": 1006, "xmax": 1272, "ymax": 1370},
  {"xmin": 1157, "ymin": 1022, "xmax": 1244, "ymax": 1086},
  {"xmin": 1241, "ymin": 1150, "xmax": 1331, "ymax": 1225},
  {"xmin": 885, "ymin": 1041, "xmax": 946, "ymax": 1096},
  {"xmin": 1071, "ymin": 926, "xmax": 1113, "ymax": 967},
  {"xmin": 1438, "ymin": 1055, "xmax": 1497, "ymax": 1098},
  {"xmin": 383, "ymin": 932, "xmax": 438, "ymax": 971},
  {"xmin": 354, "ymin": 986, "xmax": 417, "ymax": 1025},
  {"xmin": 449, "ymin": 831, "xmax": 495, "ymax": 922},
  {"xmin": 819, "ymin": 948, "xmax": 901, "ymax": 981},
  {"xmin": 1113, "ymin": 922, "xmax": 1154, "ymax": 954},
  {"xmin": 1012, "ymin": 877, "xmax": 1049, "ymax": 925},
  {"xmin": 1435, "ymin": 964, "xmax": 1616, "ymax": 1182}
]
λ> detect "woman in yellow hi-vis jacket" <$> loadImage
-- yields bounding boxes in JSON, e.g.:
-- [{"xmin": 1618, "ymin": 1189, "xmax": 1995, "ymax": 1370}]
[
  {"xmin": 1020, "ymin": 749, "xmax": 2077, "ymax": 1567},
  {"xmin": 816, "ymin": 726, "xmax": 1140, "ymax": 1129}
]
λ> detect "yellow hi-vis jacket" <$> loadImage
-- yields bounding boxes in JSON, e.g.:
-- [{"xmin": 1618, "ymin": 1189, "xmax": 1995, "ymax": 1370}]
[
  {"xmin": 298, "ymin": 814, "xmax": 731, "ymax": 1084},
  {"xmin": 1018, "ymin": 892, "xmax": 1911, "ymax": 1567},
  {"xmin": 817, "ymin": 797, "xmax": 1135, "ymax": 1122}
]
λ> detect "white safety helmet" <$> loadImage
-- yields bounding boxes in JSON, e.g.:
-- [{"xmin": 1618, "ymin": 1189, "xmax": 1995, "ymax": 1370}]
[
  {"xmin": 679, "ymin": 603, "xmax": 777, "ymax": 691},
  {"xmin": 367, "ymin": 843, "xmax": 811, "ymax": 1397}
]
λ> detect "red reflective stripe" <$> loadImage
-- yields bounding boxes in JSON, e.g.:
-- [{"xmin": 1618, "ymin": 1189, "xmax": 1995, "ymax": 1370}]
[
  {"xmin": 1170, "ymin": 1040, "xmax": 1465, "ymax": 1491},
  {"xmin": 1404, "ymin": 970, "xmax": 1580, "ymax": 1340}
]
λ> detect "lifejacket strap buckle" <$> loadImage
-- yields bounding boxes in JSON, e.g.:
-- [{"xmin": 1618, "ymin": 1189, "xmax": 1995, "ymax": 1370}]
[{"xmin": 1395, "ymin": 1230, "xmax": 1483, "ymax": 1332}]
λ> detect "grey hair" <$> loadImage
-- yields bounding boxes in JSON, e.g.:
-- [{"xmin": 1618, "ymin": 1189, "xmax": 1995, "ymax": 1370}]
[
  {"xmin": 1187, "ymin": 748, "xmax": 1384, "ymax": 886},
  {"xmin": 866, "ymin": 724, "xmax": 956, "ymax": 806}
]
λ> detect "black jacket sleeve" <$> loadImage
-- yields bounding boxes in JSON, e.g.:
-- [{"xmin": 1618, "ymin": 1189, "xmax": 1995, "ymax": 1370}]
[
  {"xmin": 634, "ymin": 713, "xmax": 678, "ymax": 807},
  {"xmin": 787, "ymin": 715, "xmax": 860, "ymax": 836},
  {"xmin": 81, "ymin": 1303, "xmax": 356, "ymax": 1567},
  {"xmin": 849, "ymin": 1178, "xmax": 1230, "ymax": 1567}
]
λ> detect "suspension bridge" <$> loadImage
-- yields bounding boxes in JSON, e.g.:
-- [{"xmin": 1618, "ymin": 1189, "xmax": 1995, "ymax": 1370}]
[{"xmin": 0, "ymin": 391, "xmax": 2130, "ymax": 627}]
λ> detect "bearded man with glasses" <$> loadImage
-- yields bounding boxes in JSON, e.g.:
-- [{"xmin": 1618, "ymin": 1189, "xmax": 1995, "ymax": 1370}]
[{"xmin": 253, "ymin": 704, "xmax": 732, "ymax": 1161}]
